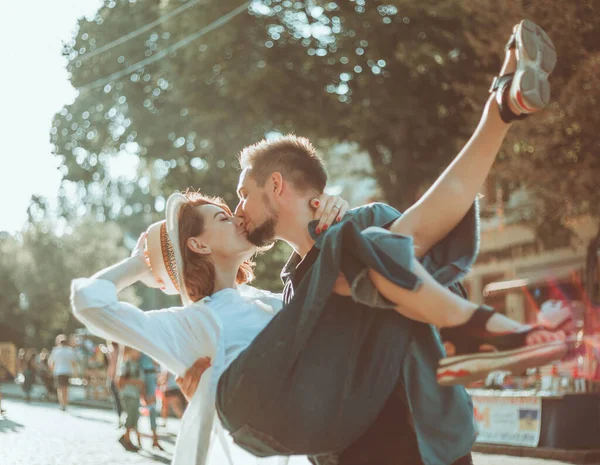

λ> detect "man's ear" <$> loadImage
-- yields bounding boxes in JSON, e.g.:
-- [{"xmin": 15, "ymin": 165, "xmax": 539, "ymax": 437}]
[
  {"xmin": 270, "ymin": 172, "xmax": 284, "ymax": 197},
  {"xmin": 187, "ymin": 237, "xmax": 211, "ymax": 255}
]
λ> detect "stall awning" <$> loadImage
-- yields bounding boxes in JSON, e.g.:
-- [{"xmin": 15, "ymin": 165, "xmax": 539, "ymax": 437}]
[{"xmin": 483, "ymin": 262, "xmax": 584, "ymax": 296}]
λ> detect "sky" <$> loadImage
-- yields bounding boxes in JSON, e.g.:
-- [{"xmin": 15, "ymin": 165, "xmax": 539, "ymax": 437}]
[{"xmin": 0, "ymin": 0, "xmax": 103, "ymax": 234}]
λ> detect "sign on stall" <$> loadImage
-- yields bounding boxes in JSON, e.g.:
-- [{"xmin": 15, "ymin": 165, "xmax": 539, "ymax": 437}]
[
  {"xmin": 0, "ymin": 342, "xmax": 17, "ymax": 381},
  {"xmin": 472, "ymin": 395, "xmax": 542, "ymax": 447}
]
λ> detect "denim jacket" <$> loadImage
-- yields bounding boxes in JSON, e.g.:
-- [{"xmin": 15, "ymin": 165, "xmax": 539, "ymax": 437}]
[{"xmin": 281, "ymin": 202, "xmax": 479, "ymax": 465}]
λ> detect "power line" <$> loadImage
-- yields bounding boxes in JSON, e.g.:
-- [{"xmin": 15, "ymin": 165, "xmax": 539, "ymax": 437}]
[
  {"xmin": 78, "ymin": 0, "xmax": 204, "ymax": 63},
  {"xmin": 78, "ymin": 1, "xmax": 250, "ymax": 94}
]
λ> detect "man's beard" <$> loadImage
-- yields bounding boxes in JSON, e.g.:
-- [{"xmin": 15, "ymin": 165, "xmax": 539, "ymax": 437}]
[
  {"xmin": 246, "ymin": 194, "xmax": 278, "ymax": 247},
  {"xmin": 247, "ymin": 216, "xmax": 277, "ymax": 247}
]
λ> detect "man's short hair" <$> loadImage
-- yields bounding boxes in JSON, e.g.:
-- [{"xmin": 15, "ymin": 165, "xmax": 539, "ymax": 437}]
[{"xmin": 239, "ymin": 135, "xmax": 328, "ymax": 193}]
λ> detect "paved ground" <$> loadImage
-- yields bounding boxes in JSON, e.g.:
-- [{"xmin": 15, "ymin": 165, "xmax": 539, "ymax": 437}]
[{"xmin": 0, "ymin": 398, "xmax": 579, "ymax": 465}]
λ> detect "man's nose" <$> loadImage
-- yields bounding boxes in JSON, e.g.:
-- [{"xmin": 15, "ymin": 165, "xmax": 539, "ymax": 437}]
[
  {"xmin": 233, "ymin": 217, "xmax": 244, "ymax": 228},
  {"xmin": 234, "ymin": 201, "xmax": 243, "ymax": 217}
]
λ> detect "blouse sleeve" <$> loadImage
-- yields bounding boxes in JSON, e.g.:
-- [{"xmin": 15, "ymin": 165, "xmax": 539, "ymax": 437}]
[{"xmin": 71, "ymin": 277, "xmax": 192, "ymax": 376}]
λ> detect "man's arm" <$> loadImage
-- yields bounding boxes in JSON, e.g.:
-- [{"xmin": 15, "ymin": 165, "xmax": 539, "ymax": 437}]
[
  {"xmin": 71, "ymin": 354, "xmax": 78, "ymax": 377},
  {"xmin": 48, "ymin": 350, "xmax": 55, "ymax": 372},
  {"xmin": 389, "ymin": 96, "xmax": 509, "ymax": 258}
]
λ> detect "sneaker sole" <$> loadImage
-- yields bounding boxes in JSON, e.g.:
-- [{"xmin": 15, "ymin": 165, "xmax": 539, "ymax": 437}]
[
  {"xmin": 437, "ymin": 341, "xmax": 568, "ymax": 386},
  {"xmin": 512, "ymin": 20, "xmax": 557, "ymax": 113}
]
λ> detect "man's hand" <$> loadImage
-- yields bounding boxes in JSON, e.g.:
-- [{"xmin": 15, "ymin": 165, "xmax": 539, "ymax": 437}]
[
  {"xmin": 332, "ymin": 273, "xmax": 352, "ymax": 297},
  {"xmin": 176, "ymin": 357, "xmax": 212, "ymax": 401}
]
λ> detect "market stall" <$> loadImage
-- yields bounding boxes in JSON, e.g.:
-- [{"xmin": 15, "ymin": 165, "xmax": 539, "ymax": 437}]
[{"xmin": 469, "ymin": 383, "xmax": 600, "ymax": 449}]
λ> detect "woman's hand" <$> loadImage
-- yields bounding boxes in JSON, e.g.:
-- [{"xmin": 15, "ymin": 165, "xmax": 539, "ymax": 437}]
[
  {"xmin": 310, "ymin": 193, "xmax": 349, "ymax": 235},
  {"xmin": 130, "ymin": 231, "xmax": 164, "ymax": 289}
]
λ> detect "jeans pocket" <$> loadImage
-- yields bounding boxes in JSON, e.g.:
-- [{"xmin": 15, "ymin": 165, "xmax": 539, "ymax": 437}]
[{"xmin": 231, "ymin": 424, "xmax": 295, "ymax": 457}]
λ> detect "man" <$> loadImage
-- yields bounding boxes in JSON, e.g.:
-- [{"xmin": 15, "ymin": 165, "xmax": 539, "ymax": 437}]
[
  {"xmin": 48, "ymin": 334, "xmax": 77, "ymax": 411},
  {"xmin": 180, "ymin": 20, "xmax": 562, "ymax": 465}
]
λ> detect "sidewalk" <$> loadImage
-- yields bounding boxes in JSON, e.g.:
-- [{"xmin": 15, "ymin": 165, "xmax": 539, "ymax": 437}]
[{"xmin": 1, "ymin": 381, "xmax": 114, "ymax": 410}]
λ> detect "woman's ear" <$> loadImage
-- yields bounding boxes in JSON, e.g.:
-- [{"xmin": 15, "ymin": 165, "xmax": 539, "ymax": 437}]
[{"xmin": 187, "ymin": 237, "xmax": 211, "ymax": 255}]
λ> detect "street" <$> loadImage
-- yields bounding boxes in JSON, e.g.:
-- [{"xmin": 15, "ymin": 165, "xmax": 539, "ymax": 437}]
[{"xmin": 0, "ymin": 398, "xmax": 576, "ymax": 465}]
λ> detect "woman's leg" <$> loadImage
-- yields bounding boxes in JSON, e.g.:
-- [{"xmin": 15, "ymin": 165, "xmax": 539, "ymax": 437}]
[
  {"xmin": 109, "ymin": 381, "xmax": 123, "ymax": 419},
  {"xmin": 365, "ymin": 30, "xmax": 561, "ymax": 346},
  {"xmin": 142, "ymin": 373, "xmax": 162, "ymax": 449},
  {"xmin": 369, "ymin": 258, "xmax": 561, "ymax": 346}
]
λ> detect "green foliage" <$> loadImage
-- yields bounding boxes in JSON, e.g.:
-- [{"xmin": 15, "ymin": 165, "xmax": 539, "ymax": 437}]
[
  {"xmin": 43, "ymin": 0, "xmax": 600, "ymax": 314},
  {"xmin": 461, "ymin": 0, "xmax": 600, "ymax": 240},
  {"xmin": 252, "ymin": 241, "xmax": 292, "ymax": 294},
  {"xmin": 0, "ymin": 218, "xmax": 137, "ymax": 349},
  {"xmin": 49, "ymin": 0, "xmax": 485, "ymax": 293},
  {"xmin": 52, "ymin": 0, "xmax": 486, "ymax": 212}
]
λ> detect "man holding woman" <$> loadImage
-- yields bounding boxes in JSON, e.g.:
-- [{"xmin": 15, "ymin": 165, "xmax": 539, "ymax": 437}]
[{"xmin": 72, "ymin": 19, "xmax": 566, "ymax": 465}]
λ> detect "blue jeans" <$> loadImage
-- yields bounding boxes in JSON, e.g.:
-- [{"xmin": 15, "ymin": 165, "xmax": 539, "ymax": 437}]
[{"xmin": 216, "ymin": 294, "xmax": 413, "ymax": 460}]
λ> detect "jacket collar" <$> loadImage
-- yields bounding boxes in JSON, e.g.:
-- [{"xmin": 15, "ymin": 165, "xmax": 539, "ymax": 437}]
[{"xmin": 280, "ymin": 220, "xmax": 321, "ymax": 283}]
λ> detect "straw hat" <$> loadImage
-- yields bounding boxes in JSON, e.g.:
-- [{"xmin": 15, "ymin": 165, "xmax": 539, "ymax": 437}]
[{"xmin": 144, "ymin": 193, "xmax": 191, "ymax": 306}]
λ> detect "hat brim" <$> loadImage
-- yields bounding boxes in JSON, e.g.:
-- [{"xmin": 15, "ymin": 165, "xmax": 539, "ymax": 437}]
[{"xmin": 165, "ymin": 193, "xmax": 192, "ymax": 306}]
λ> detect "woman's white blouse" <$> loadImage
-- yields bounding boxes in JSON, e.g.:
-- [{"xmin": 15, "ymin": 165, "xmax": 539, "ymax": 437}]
[{"xmin": 70, "ymin": 278, "xmax": 284, "ymax": 465}]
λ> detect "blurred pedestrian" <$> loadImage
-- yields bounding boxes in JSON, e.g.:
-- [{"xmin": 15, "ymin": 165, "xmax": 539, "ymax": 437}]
[
  {"xmin": 38, "ymin": 350, "xmax": 56, "ymax": 401},
  {"xmin": 21, "ymin": 349, "xmax": 37, "ymax": 402},
  {"xmin": 139, "ymin": 352, "xmax": 162, "ymax": 450},
  {"xmin": 49, "ymin": 334, "xmax": 77, "ymax": 411},
  {"xmin": 16, "ymin": 348, "xmax": 25, "ymax": 375},
  {"xmin": 117, "ymin": 347, "xmax": 144, "ymax": 452},
  {"xmin": 104, "ymin": 341, "xmax": 123, "ymax": 426},
  {"xmin": 159, "ymin": 366, "xmax": 186, "ymax": 425},
  {"xmin": 73, "ymin": 335, "xmax": 89, "ymax": 386}
]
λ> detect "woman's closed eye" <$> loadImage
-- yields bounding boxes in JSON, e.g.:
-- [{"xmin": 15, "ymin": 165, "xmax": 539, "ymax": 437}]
[{"xmin": 217, "ymin": 212, "xmax": 232, "ymax": 222}]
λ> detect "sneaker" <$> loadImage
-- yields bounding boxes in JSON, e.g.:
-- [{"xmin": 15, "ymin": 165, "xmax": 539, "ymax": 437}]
[
  {"xmin": 437, "ymin": 340, "xmax": 569, "ymax": 386},
  {"xmin": 510, "ymin": 19, "xmax": 557, "ymax": 113},
  {"xmin": 538, "ymin": 299, "xmax": 573, "ymax": 330}
]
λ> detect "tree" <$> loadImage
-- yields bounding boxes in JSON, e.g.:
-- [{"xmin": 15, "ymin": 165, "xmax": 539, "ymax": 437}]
[
  {"xmin": 52, "ymin": 0, "xmax": 487, "ymax": 211},
  {"xmin": 0, "ymin": 233, "xmax": 28, "ymax": 345},
  {"xmin": 461, "ymin": 0, "xmax": 600, "ymax": 246},
  {"xmin": 50, "ymin": 0, "xmax": 600, "ymax": 294},
  {"xmin": 49, "ymin": 0, "xmax": 489, "ymax": 290},
  {"xmin": 0, "ymin": 212, "xmax": 139, "ymax": 349}
]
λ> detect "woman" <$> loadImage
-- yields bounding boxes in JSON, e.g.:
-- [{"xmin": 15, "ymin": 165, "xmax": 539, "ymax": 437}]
[{"xmin": 71, "ymin": 192, "xmax": 349, "ymax": 465}]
